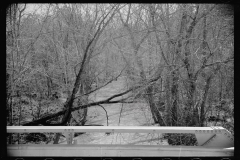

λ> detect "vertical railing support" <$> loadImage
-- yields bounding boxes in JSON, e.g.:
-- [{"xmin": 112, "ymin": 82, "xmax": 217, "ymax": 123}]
[
  {"xmin": 63, "ymin": 129, "xmax": 74, "ymax": 144},
  {"xmin": 66, "ymin": 132, "xmax": 73, "ymax": 144}
]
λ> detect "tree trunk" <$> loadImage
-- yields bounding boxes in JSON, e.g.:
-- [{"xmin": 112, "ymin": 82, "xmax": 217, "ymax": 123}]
[
  {"xmin": 165, "ymin": 76, "xmax": 172, "ymax": 126},
  {"xmin": 53, "ymin": 133, "xmax": 62, "ymax": 144},
  {"xmin": 8, "ymin": 96, "xmax": 13, "ymax": 144},
  {"xmin": 46, "ymin": 77, "xmax": 52, "ymax": 97},
  {"xmin": 197, "ymin": 13, "xmax": 209, "ymax": 126},
  {"xmin": 199, "ymin": 75, "xmax": 212, "ymax": 126},
  {"xmin": 171, "ymin": 71, "xmax": 179, "ymax": 126},
  {"xmin": 148, "ymin": 87, "xmax": 165, "ymax": 125},
  {"xmin": 52, "ymin": 33, "xmax": 94, "ymax": 144}
]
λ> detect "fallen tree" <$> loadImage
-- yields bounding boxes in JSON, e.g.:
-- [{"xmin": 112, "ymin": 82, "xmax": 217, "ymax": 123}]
[
  {"xmin": 22, "ymin": 72, "xmax": 163, "ymax": 126},
  {"xmin": 23, "ymin": 84, "xmax": 137, "ymax": 126}
]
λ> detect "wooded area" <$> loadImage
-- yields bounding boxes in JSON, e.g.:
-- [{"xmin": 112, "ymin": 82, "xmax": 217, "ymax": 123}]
[{"xmin": 6, "ymin": 4, "xmax": 233, "ymax": 145}]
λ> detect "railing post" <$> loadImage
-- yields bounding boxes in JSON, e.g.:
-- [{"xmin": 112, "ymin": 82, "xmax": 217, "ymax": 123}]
[
  {"xmin": 64, "ymin": 131, "xmax": 74, "ymax": 144},
  {"xmin": 67, "ymin": 132, "xmax": 73, "ymax": 144}
]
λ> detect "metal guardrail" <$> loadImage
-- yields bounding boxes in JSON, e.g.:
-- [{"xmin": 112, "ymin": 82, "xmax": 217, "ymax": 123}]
[{"xmin": 7, "ymin": 126, "xmax": 234, "ymax": 157}]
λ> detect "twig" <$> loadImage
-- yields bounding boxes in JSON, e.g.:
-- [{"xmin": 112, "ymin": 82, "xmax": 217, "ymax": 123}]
[
  {"xmin": 98, "ymin": 104, "xmax": 109, "ymax": 126},
  {"xmin": 74, "ymin": 65, "xmax": 126, "ymax": 99},
  {"xmin": 118, "ymin": 101, "xmax": 124, "ymax": 125},
  {"xmin": 203, "ymin": 59, "xmax": 233, "ymax": 68}
]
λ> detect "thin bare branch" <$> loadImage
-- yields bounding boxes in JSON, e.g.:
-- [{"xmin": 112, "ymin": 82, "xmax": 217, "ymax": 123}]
[{"xmin": 98, "ymin": 104, "xmax": 109, "ymax": 126}]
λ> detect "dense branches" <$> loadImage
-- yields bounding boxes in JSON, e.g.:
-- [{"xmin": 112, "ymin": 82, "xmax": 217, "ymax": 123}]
[{"xmin": 7, "ymin": 4, "xmax": 233, "ymax": 136}]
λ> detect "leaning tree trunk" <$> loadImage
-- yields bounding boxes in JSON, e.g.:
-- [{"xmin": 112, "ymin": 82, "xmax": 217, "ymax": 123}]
[
  {"xmin": 146, "ymin": 85, "xmax": 166, "ymax": 126},
  {"xmin": 53, "ymin": 40, "xmax": 91, "ymax": 144},
  {"xmin": 136, "ymin": 54, "xmax": 165, "ymax": 126},
  {"xmin": 44, "ymin": 4, "xmax": 120, "ymax": 143}
]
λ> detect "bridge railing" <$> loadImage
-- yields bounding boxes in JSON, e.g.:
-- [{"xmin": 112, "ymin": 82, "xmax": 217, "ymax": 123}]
[{"xmin": 7, "ymin": 126, "xmax": 234, "ymax": 157}]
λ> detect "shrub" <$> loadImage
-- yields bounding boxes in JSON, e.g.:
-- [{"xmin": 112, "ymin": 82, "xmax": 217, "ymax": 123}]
[{"xmin": 163, "ymin": 133, "xmax": 198, "ymax": 146}]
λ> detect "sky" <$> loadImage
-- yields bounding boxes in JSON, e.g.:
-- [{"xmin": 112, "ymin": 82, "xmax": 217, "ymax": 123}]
[{"xmin": 24, "ymin": 4, "xmax": 41, "ymax": 14}]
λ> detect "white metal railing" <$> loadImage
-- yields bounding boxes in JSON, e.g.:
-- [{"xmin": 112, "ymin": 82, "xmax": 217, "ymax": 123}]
[{"xmin": 7, "ymin": 126, "xmax": 234, "ymax": 157}]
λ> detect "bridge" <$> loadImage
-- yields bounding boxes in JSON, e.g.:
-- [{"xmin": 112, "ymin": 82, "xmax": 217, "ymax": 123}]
[{"xmin": 7, "ymin": 126, "xmax": 234, "ymax": 157}]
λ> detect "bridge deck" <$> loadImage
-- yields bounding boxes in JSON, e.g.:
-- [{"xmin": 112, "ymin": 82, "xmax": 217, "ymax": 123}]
[
  {"xmin": 7, "ymin": 126, "xmax": 234, "ymax": 157},
  {"xmin": 7, "ymin": 144, "xmax": 234, "ymax": 157}
]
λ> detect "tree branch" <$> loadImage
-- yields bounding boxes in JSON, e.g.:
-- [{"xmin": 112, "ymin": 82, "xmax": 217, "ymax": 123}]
[
  {"xmin": 203, "ymin": 58, "xmax": 233, "ymax": 68},
  {"xmin": 22, "ymin": 69, "xmax": 164, "ymax": 126},
  {"xmin": 74, "ymin": 65, "xmax": 126, "ymax": 100}
]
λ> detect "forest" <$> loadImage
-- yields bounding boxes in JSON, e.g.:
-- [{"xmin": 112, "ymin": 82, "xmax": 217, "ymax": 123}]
[{"xmin": 6, "ymin": 4, "xmax": 234, "ymax": 145}]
